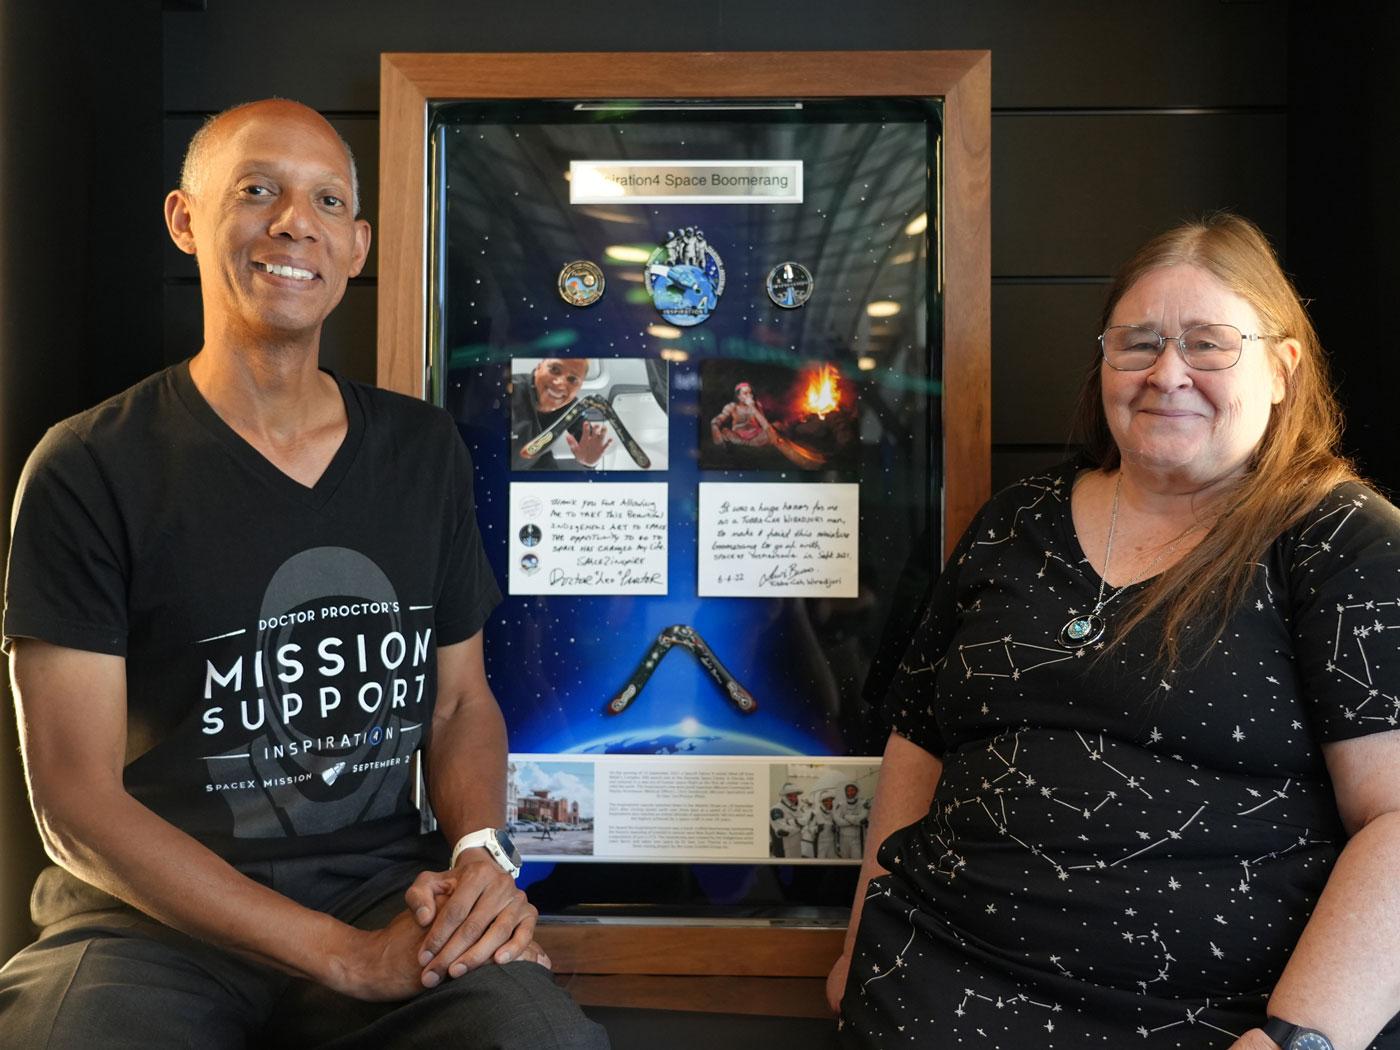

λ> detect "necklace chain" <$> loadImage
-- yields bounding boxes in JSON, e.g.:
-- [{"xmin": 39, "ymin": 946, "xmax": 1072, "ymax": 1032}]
[
  {"xmin": 1059, "ymin": 473, "xmax": 1204, "ymax": 649},
  {"xmin": 1090, "ymin": 473, "xmax": 1123, "ymax": 617}
]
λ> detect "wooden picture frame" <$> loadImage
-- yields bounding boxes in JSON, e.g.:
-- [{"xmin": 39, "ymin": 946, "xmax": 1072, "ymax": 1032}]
[
  {"xmin": 378, "ymin": 50, "xmax": 990, "ymax": 559},
  {"xmin": 376, "ymin": 50, "xmax": 990, "ymax": 1014}
]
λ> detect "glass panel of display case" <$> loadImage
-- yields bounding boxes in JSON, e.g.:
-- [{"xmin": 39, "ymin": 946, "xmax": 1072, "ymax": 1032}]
[{"xmin": 429, "ymin": 98, "xmax": 940, "ymax": 872}]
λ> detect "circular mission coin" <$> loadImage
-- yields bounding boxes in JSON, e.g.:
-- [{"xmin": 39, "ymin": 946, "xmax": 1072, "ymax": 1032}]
[
  {"xmin": 558, "ymin": 260, "xmax": 606, "ymax": 307},
  {"xmin": 766, "ymin": 261, "xmax": 814, "ymax": 309}
]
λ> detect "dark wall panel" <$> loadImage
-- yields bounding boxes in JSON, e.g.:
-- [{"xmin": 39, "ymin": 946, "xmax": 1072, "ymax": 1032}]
[
  {"xmin": 161, "ymin": 0, "xmax": 1286, "ymax": 112},
  {"xmin": 1, "ymin": 0, "xmax": 165, "ymax": 962},
  {"xmin": 991, "ymin": 447, "xmax": 1072, "ymax": 493},
  {"xmin": 1287, "ymin": 2, "xmax": 1400, "ymax": 494},
  {"xmin": 993, "ymin": 113, "xmax": 1287, "ymax": 276},
  {"xmin": 991, "ymin": 282, "xmax": 1109, "ymax": 446}
]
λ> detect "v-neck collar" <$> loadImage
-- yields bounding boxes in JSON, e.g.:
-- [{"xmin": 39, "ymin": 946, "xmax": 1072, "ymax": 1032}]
[{"xmin": 171, "ymin": 359, "xmax": 364, "ymax": 511}]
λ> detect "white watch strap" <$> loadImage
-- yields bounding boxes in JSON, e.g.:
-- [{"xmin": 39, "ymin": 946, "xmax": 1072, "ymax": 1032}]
[{"xmin": 450, "ymin": 828, "xmax": 495, "ymax": 869}]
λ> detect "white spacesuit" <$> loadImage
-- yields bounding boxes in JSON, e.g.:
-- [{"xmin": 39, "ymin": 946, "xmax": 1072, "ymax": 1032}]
[
  {"xmin": 811, "ymin": 790, "xmax": 839, "ymax": 859},
  {"xmin": 833, "ymin": 781, "xmax": 868, "ymax": 859},
  {"xmin": 770, "ymin": 781, "xmax": 815, "ymax": 858}
]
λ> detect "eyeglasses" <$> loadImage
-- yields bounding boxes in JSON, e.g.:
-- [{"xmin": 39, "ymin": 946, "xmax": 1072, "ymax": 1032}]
[{"xmin": 1099, "ymin": 324, "xmax": 1278, "ymax": 372}]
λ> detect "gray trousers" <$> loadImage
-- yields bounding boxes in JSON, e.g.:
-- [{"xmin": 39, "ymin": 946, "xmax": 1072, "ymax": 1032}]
[{"xmin": 0, "ymin": 836, "xmax": 609, "ymax": 1050}]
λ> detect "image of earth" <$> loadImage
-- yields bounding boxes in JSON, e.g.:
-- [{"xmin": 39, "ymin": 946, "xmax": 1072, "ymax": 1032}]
[{"xmin": 567, "ymin": 720, "xmax": 802, "ymax": 756}]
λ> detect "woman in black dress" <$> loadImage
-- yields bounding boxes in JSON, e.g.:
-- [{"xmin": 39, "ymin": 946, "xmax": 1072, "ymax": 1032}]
[{"xmin": 831, "ymin": 214, "xmax": 1400, "ymax": 1050}]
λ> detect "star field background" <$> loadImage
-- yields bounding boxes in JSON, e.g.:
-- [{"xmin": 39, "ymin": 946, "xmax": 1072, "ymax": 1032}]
[{"xmin": 432, "ymin": 100, "xmax": 942, "ymax": 761}]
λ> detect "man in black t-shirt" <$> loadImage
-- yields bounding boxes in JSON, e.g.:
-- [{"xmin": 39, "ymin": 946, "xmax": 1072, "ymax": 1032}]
[{"xmin": 0, "ymin": 99, "xmax": 605, "ymax": 1048}]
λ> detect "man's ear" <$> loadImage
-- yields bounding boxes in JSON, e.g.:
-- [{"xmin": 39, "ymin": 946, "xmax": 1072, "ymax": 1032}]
[
  {"xmin": 164, "ymin": 189, "xmax": 198, "ymax": 256},
  {"xmin": 348, "ymin": 217, "xmax": 372, "ymax": 279}
]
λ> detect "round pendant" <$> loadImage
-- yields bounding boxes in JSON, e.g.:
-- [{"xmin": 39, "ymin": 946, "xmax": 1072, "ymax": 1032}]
[{"xmin": 1058, "ymin": 613, "xmax": 1105, "ymax": 649}]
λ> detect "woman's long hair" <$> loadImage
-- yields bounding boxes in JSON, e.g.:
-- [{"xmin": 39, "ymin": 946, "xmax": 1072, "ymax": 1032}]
[{"xmin": 1070, "ymin": 213, "xmax": 1358, "ymax": 667}]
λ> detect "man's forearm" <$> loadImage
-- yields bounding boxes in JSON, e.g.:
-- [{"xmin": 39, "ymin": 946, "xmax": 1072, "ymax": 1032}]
[
  {"xmin": 30, "ymin": 775, "xmax": 366, "ymax": 989},
  {"xmin": 404, "ymin": 632, "xmax": 540, "ymax": 979},
  {"xmin": 12, "ymin": 639, "xmax": 429, "ymax": 999},
  {"xmin": 424, "ymin": 693, "xmax": 508, "ymax": 846}
]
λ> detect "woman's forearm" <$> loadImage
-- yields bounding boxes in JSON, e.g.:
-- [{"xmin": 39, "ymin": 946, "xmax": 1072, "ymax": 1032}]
[
  {"xmin": 1265, "ymin": 810, "xmax": 1400, "ymax": 1049},
  {"xmin": 840, "ymin": 731, "xmax": 943, "ymax": 958}
]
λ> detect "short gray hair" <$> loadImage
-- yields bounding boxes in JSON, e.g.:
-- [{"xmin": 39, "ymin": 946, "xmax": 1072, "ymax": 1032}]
[{"xmin": 178, "ymin": 99, "xmax": 361, "ymax": 217}]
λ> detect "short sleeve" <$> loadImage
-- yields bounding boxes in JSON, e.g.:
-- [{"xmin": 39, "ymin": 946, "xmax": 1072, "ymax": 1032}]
[
  {"xmin": 433, "ymin": 426, "xmax": 502, "ymax": 646},
  {"xmin": 3, "ymin": 424, "xmax": 130, "ymax": 655},
  {"xmin": 882, "ymin": 506, "xmax": 988, "ymax": 757},
  {"xmin": 1285, "ymin": 484, "xmax": 1400, "ymax": 742}
]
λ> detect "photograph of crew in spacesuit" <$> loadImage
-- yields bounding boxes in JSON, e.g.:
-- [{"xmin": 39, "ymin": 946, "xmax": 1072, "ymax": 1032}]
[
  {"xmin": 832, "ymin": 780, "xmax": 870, "ymax": 859},
  {"xmin": 768, "ymin": 764, "xmax": 878, "ymax": 862},
  {"xmin": 769, "ymin": 781, "xmax": 816, "ymax": 858},
  {"xmin": 811, "ymin": 790, "xmax": 840, "ymax": 859}
]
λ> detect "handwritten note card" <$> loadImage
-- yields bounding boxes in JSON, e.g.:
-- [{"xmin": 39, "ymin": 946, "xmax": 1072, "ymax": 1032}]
[
  {"xmin": 698, "ymin": 483, "xmax": 858, "ymax": 598},
  {"xmin": 509, "ymin": 482, "xmax": 668, "ymax": 596}
]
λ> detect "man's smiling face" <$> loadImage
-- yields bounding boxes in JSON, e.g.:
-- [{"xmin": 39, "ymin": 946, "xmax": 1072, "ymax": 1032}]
[{"xmin": 166, "ymin": 100, "xmax": 371, "ymax": 344}]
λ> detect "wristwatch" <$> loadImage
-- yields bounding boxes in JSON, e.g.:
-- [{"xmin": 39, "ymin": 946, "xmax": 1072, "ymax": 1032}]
[
  {"xmin": 450, "ymin": 828, "xmax": 523, "ymax": 879},
  {"xmin": 1262, "ymin": 1017, "xmax": 1334, "ymax": 1050}
]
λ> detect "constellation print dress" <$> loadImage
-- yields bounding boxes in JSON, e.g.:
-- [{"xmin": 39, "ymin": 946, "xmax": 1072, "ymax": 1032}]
[{"xmin": 841, "ymin": 461, "xmax": 1400, "ymax": 1048}]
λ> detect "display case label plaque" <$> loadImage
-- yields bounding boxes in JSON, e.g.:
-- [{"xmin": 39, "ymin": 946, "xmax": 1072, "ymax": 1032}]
[{"xmin": 570, "ymin": 160, "xmax": 803, "ymax": 204}]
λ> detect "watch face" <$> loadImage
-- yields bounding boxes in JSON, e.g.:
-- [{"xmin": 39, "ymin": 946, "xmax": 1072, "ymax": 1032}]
[
  {"xmin": 494, "ymin": 829, "xmax": 522, "ymax": 867},
  {"xmin": 1291, "ymin": 1034, "xmax": 1333, "ymax": 1050}
]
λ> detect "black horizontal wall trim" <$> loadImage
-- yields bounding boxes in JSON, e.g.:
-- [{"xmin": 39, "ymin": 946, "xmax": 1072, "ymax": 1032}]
[{"xmin": 993, "ymin": 105, "xmax": 1285, "ymax": 117}]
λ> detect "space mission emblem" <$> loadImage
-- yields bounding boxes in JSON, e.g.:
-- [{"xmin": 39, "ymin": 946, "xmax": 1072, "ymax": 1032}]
[{"xmin": 644, "ymin": 227, "xmax": 726, "ymax": 327}]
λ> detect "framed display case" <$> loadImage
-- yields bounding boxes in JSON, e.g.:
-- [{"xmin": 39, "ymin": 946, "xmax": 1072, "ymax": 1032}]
[{"xmin": 378, "ymin": 50, "xmax": 989, "ymax": 1012}]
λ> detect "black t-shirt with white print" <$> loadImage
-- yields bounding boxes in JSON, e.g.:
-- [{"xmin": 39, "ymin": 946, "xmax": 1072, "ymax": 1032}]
[{"xmin": 3, "ymin": 362, "xmax": 501, "ymax": 865}]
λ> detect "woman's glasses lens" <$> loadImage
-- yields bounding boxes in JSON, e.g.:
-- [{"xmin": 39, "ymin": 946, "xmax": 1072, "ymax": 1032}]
[{"xmin": 1101, "ymin": 324, "xmax": 1244, "ymax": 371}]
